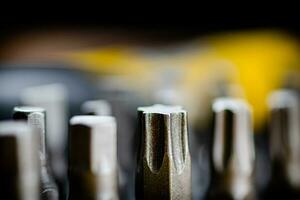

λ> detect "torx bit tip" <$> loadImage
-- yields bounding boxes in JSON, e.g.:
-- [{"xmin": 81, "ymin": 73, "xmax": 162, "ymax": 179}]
[{"xmin": 136, "ymin": 104, "xmax": 191, "ymax": 200}]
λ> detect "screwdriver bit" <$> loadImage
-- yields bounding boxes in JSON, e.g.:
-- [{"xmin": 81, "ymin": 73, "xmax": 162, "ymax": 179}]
[
  {"xmin": 135, "ymin": 104, "xmax": 191, "ymax": 200},
  {"xmin": 69, "ymin": 115, "xmax": 118, "ymax": 200},
  {"xmin": 81, "ymin": 100, "xmax": 112, "ymax": 116},
  {"xmin": 208, "ymin": 98, "xmax": 255, "ymax": 200},
  {"xmin": 0, "ymin": 121, "xmax": 39, "ymax": 200},
  {"xmin": 21, "ymin": 84, "xmax": 68, "ymax": 184},
  {"xmin": 267, "ymin": 90, "xmax": 300, "ymax": 198},
  {"xmin": 13, "ymin": 106, "xmax": 59, "ymax": 200}
]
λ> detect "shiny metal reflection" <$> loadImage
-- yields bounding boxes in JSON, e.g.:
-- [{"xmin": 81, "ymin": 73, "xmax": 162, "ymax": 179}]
[
  {"xmin": 208, "ymin": 98, "xmax": 255, "ymax": 200},
  {"xmin": 267, "ymin": 90, "xmax": 300, "ymax": 198},
  {"xmin": 69, "ymin": 115, "xmax": 118, "ymax": 200},
  {"xmin": 135, "ymin": 104, "xmax": 191, "ymax": 200},
  {"xmin": 0, "ymin": 121, "xmax": 39, "ymax": 200},
  {"xmin": 13, "ymin": 106, "xmax": 59, "ymax": 200}
]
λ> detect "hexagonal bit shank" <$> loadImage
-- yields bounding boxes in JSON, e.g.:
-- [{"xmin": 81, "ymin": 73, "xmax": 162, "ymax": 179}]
[
  {"xmin": 0, "ymin": 121, "xmax": 39, "ymax": 200},
  {"xmin": 135, "ymin": 105, "xmax": 191, "ymax": 200},
  {"xmin": 13, "ymin": 106, "xmax": 59, "ymax": 200},
  {"xmin": 208, "ymin": 98, "xmax": 255, "ymax": 200},
  {"xmin": 268, "ymin": 90, "xmax": 300, "ymax": 195},
  {"xmin": 20, "ymin": 84, "xmax": 68, "ymax": 184},
  {"xmin": 69, "ymin": 116, "xmax": 118, "ymax": 200}
]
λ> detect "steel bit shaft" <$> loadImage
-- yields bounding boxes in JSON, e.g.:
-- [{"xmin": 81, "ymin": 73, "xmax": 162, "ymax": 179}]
[
  {"xmin": 267, "ymin": 90, "xmax": 300, "ymax": 197},
  {"xmin": 13, "ymin": 106, "xmax": 59, "ymax": 200},
  {"xmin": 20, "ymin": 84, "xmax": 68, "ymax": 184},
  {"xmin": 0, "ymin": 121, "xmax": 39, "ymax": 200},
  {"xmin": 135, "ymin": 104, "xmax": 191, "ymax": 200},
  {"xmin": 208, "ymin": 98, "xmax": 255, "ymax": 200},
  {"xmin": 69, "ymin": 116, "xmax": 118, "ymax": 200}
]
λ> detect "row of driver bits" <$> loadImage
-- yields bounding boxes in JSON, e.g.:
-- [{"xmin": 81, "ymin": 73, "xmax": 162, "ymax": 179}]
[{"xmin": 0, "ymin": 89, "xmax": 299, "ymax": 199}]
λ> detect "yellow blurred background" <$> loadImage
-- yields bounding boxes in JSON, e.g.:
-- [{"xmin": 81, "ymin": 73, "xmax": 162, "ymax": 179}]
[{"xmin": 63, "ymin": 30, "xmax": 300, "ymax": 130}]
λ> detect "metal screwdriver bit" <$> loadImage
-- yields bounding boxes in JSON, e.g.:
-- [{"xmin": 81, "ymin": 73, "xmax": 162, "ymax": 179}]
[
  {"xmin": 135, "ymin": 104, "xmax": 191, "ymax": 200},
  {"xmin": 20, "ymin": 84, "xmax": 68, "ymax": 183},
  {"xmin": 267, "ymin": 90, "xmax": 300, "ymax": 197},
  {"xmin": 81, "ymin": 100, "xmax": 112, "ymax": 116},
  {"xmin": 0, "ymin": 121, "xmax": 39, "ymax": 200},
  {"xmin": 13, "ymin": 106, "xmax": 59, "ymax": 200},
  {"xmin": 69, "ymin": 116, "xmax": 118, "ymax": 200},
  {"xmin": 208, "ymin": 98, "xmax": 255, "ymax": 200}
]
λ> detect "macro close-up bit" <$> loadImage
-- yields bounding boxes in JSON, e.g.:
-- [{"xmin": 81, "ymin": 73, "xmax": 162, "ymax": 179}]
[
  {"xmin": 0, "ymin": 15, "xmax": 300, "ymax": 199},
  {"xmin": 265, "ymin": 90, "xmax": 300, "ymax": 199},
  {"xmin": 13, "ymin": 106, "xmax": 59, "ymax": 200},
  {"xmin": 207, "ymin": 98, "xmax": 255, "ymax": 200},
  {"xmin": 0, "ymin": 121, "xmax": 39, "ymax": 200},
  {"xmin": 136, "ymin": 105, "xmax": 191, "ymax": 199},
  {"xmin": 69, "ymin": 116, "xmax": 118, "ymax": 200}
]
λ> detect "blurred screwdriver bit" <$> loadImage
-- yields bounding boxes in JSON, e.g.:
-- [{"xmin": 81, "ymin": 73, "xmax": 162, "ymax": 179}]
[
  {"xmin": 0, "ymin": 121, "xmax": 39, "ymax": 200},
  {"xmin": 21, "ymin": 84, "xmax": 68, "ymax": 183},
  {"xmin": 81, "ymin": 100, "xmax": 112, "ymax": 116},
  {"xmin": 208, "ymin": 98, "xmax": 255, "ymax": 200},
  {"xmin": 135, "ymin": 104, "xmax": 191, "ymax": 200},
  {"xmin": 13, "ymin": 106, "xmax": 59, "ymax": 200},
  {"xmin": 267, "ymin": 90, "xmax": 300, "ymax": 198},
  {"xmin": 69, "ymin": 116, "xmax": 118, "ymax": 200}
]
